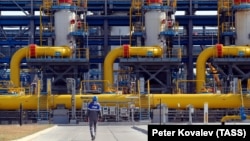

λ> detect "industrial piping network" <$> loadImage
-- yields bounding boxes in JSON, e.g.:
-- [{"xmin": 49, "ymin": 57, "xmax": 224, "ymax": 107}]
[
  {"xmin": 103, "ymin": 44, "xmax": 163, "ymax": 92},
  {"xmin": 196, "ymin": 44, "xmax": 250, "ymax": 93},
  {"xmin": 0, "ymin": 44, "xmax": 249, "ymax": 115},
  {"xmin": 10, "ymin": 44, "xmax": 72, "ymax": 87},
  {"xmin": 1, "ymin": 0, "xmax": 250, "ymax": 122}
]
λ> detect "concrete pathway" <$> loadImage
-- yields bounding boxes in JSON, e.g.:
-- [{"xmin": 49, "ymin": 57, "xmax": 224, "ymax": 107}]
[{"xmin": 14, "ymin": 124, "xmax": 148, "ymax": 141}]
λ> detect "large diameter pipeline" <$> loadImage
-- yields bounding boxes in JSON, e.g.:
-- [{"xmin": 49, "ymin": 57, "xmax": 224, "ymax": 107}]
[
  {"xmin": 10, "ymin": 44, "xmax": 72, "ymax": 87},
  {"xmin": 103, "ymin": 45, "xmax": 163, "ymax": 92},
  {"xmin": 196, "ymin": 44, "xmax": 250, "ymax": 93},
  {"xmin": 0, "ymin": 94, "xmax": 249, "ymax": 110}
]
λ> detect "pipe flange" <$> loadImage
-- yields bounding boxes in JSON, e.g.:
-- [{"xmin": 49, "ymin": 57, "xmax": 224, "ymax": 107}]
[
  {"xmin": 216, "ymin": 44, "xmax": 223, "ymax": 57},
  {"xmin": 123, "ymin": 44, "xmax": 130, "ymax": 58},
  {"xmin": 29, "ymin": 44, "xmax": 36, "ymax": 58}
]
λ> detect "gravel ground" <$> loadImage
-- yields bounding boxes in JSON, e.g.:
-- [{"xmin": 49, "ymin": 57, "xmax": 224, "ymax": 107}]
[{"xmin": 0, "ymin": 124, "xmax": 53, "ymax": 141}]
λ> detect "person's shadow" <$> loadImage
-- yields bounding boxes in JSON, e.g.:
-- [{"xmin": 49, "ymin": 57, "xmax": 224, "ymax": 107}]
[{"xmin": 131, "ymin": 126, "xmax": 147, "ymax": 135}]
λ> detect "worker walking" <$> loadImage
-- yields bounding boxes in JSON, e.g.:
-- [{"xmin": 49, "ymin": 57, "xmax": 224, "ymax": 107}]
[{"xmin": 86, "ymin": 96, "xmax": 102, "ymax": 141}]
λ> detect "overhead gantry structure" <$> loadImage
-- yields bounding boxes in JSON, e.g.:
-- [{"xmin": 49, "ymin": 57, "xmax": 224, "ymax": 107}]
[{"xmin": 1, "ymin": 0, "xmax": 250, "ymax": 94}]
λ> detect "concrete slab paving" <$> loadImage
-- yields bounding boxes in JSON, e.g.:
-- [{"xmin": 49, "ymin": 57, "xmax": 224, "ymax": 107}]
[
  {"xmin": 14, "ymin": 124, "xmax": 148, "ymax": 141},
  {"xmin": 15, "ymin": 122, "xmax": 250, "ymax": 141}
]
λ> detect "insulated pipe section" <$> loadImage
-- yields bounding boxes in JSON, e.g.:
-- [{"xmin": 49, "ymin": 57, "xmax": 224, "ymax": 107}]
[
  {"xmin": 10, "ymin": 44, "xmax": 72, "ymax": 87},
  {"xmin": 103, "ymin": 44, "xmax": 163, "ymax": 92},
  {"xmin": 196, "ymin": 44, "xmax": 250, "ymax": 93}
]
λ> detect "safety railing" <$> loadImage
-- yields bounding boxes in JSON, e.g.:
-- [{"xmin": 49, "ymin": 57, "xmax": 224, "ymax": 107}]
[
  {"xmin": 0, "ymin": 80, "xmax": 26, "ymax": 95},
  {"xmin": 42, "ymin": 0, "xmax": 53, "ymax": 15},
  {"xmin": 77, "ymin": 0, "xmax": 88, "ymax": 8},
  {"xmin": 0, "ymin": 80, "xmax": 14, "ymax": 88},
  {"xmin": 79, "ymin": 80, "xmax": 112, "ymax": 94},
  {"xmin": 75, "ymin": 48, "xmax": 89, "ymax": 59},
  {"xmin": 129, "ymin": 0, "xmax": 143, "ymax": 44},
  {"xmin": 166, "ymin": 47, "xmax": 182, "ymax": 59},
  {"xmin": 74, "ymin": 21, "xmax": 88, "ymax": 33},
  {"xmin": 132, "ymin": 0, "xmax": 142, "ymax": 9},
  {"xmin": 175, "ymin": 80, "xmax": 205, "ymax": 94},
  {"xmin": 0, "ymin": 87, "xmax": 26, "ymax": 95},
  {"xmin": 24, "ymin": 45, "xmax": 89, "ymax": 59},
  {"xmin": 218, "ymin": 0, "xmax": 233, "ymax": 11},
  {"xmin": 221, "ymin": 22, "xmax": 235, "ymax": 33}
]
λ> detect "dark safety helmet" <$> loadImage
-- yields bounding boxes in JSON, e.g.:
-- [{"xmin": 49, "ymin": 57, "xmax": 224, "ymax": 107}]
[{"xmin": 92, "ymin": 96, "xmax": 98, "ymax": 102}]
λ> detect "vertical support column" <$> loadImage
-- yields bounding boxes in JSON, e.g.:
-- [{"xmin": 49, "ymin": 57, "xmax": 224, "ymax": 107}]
[
  {"xmin": 159, "ymin": 104, "xmax": 168, "ymax": 124},
  {"xmin": 158, "ymin": 103, "xmax": 167, "ymax": 125},
  {"xmin": 47, "ymin": 78, "xmax": 51, "ymax": 95},
  {"xmin": 147, "ymin": 80, "xmax": 151, "ymax": 121},
  {"xmin": 103, "ymin": 0, "xmax": 109, "ymax": 57},
  {"xmin": 72, "ymin": 79, "xmax": 76, "ymax": 120},
  {"xmin": 187, "ymin": 104, "xmax": 193, "ymax": 124},
  {"xmin": 187, "ymin": 0, "xmax": 194, "ymax": 93},
  {"xmin": 67, "ymin": 78, "xmax": 77, "ymax": 124},
  {"xmin": 29, "ymin": 0, "xmax": 35, "ymax": 44},
  {"xmin": 37, "ymin": 80, "xmax": 41, "ymax": 121},
  {"xmin": 82, "ymin": 101, "xmax": 88, "ymax": 122},
  {"xmin": 204, "ymin": 102, "xmax": 208, "ymax": 124},
  {"xmin": 19, "ymin": 103, "xmax": 23, "ymax": 126},
  {"xmin": 137, "ymin": 80, "xmax": 142, "ymax": 120},
  {"xmin": 130, "ymin": 103, "xmax": 135, "ymax": 127},
  {"xmin": 161, "ymin": 104, "xmax": 166, "ymax": 124},
  {"xmin": 165, "ymin": 105, "xmax": 168, "ymax": 123}
]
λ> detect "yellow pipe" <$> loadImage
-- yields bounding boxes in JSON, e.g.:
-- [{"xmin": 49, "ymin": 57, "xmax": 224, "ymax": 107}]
[
  {"xmin": 0, "ymin": 93, "xmax": 250, "ymax": 110},
  {"xmin": 221, "ymin": 115, "xmax": 250, "ymax": 123},
  {"xmin": 103, "ymin": 45, "xmax": 163, "ymax": 92},
  {"xmin": 10, "ymin": 44, "xmax": 72, "ymax": 87},
  {"xmin": 196, "ymin": 45, "xmax": 250, "ymax": 93}
]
